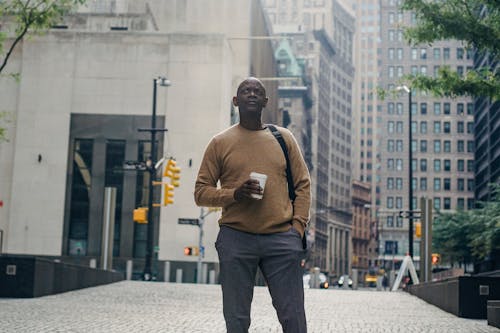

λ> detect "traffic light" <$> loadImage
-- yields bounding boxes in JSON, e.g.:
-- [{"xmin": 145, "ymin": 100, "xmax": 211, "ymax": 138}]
[
  {"xmin": 164, "ymin": 158, "xmax": 181, "ymax": 187},
  {"xmin": 414, "ymin": 222, "xmax": 422, "ymax": 238},
  {"xmin": 163, "ymin": 184, "xmax": 175, "ymax": 206},
  {"xmin": 184, "ymin": 246, "xmax": 199, "ymax": 256},
  {"xmin": 431, "ymin": 253, "xmax": 440, "ymax": 265},
  {"xmin": 133, "ymin": 207, "xmax": 148, "ymax": 224}
]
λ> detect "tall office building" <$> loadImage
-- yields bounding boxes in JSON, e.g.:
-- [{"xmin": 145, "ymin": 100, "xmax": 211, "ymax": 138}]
[
  {"xmin": 262, "ymin": 0, "xmax": 355, "ymax": 277},
  {"xmin": 351, "ymin": 0, "xmax": 382, "ymax": 268},
  {"xmin": 377, "ymin": 0, "xmax": 475, "ymax": 268}
]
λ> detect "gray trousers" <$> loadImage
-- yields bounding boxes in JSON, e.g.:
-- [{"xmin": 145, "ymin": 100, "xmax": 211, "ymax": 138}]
[{"xmin": 215, "ymin": 225, "xmax": 307, "ymax": 333}]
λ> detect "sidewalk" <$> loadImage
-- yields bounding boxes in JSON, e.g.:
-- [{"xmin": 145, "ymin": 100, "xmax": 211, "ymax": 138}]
[{"xmin": 0, "ymin": 281, "xmax": 497, "ymax": 332}]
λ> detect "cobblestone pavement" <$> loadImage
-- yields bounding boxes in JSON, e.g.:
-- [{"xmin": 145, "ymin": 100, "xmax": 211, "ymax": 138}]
[{"xmin": 0, "ymin": 281, "xmax": 498, "ymax": 333}]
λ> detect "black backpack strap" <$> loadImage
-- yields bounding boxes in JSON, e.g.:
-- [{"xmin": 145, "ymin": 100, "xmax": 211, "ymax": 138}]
[{"xmin": 267, "ymin": 124, "xmax": 296, "ymax": 202}]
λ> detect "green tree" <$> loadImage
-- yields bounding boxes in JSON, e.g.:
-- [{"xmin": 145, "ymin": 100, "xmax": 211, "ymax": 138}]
[
  {"xmin": 433, "ymin": 184, "xmax": 500, "ymax": 266},
  {"xmin": 0, "ymin": 0, "xmax": 85, "ymax": 74},
  {"xmin": 401, "ymin": 0, "xmax": 500, "ymax": 100},
  {"xmin": 0, "ymin": 0, "xmax": 85, "ymax": 141}
]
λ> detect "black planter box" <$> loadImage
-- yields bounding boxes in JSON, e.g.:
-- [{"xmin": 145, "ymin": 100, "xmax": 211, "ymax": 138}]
[
  {"xmin": 0, "ymin": 255, "xmax": 123, "ymax": 298},
  {"xmin": 408, "ymin": 276, "xmax": 500, "ymax": 319}
]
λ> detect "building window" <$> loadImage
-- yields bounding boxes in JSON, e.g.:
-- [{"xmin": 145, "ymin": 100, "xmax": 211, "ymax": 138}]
[
  {"xmin": 420, "ymin": 159, "xmax": 427, "ymax": 171},
  {"xmin": 434, "ymin": 159, "xmax": 441, "ymax": 172},
  {"xmin": 396, "ymin": 197, "xmax": 403, "ymax": 209},
  {"xmin": 396, "ymin": 178, "xmax": 403, "ymax": 190},
  {"xmin": 457, "ymin": 159, "xmax": 465, "ymax": 172},
  {"xmin": 444, "ymin": 178, "xmax": 451, "ymax": 190},
  {"xmin": 467, "ymin": 160, "xmax": 474, "ymax": 172},
  {"xmin": 444, "ymin": 140, "xmax": 451, "ymax": 153},
  {"xmin": 457, "ymin": 103, "xmax": 464, "ymax": 115},
  {"xmin": 443, "ymin": 122, "xmax": 451, "ymax": 133},
  {"xmin": 467, "ymin": 122, "xmax": 474, "ymax": 133},
  {"xmin": 396, "ymin": 121, "xmax": 403, "ymax": 133},
  {"xmin": 420, "ymin": 121, "xmax": 427, "ymax": 134},
  {"xmin": 420, "ymin": 48, "xmax": 427, "ymax": 59},
  {"xmin": 444, "ymin": 159, "xmax": 451, "ymax": 171},
  {"xmin": 411, "ymin": 48, "xmax": 418, "ymax": 60},
  {"xmin": 396, "ymin": 159, "xmax": 403, "ymax": 171},
  {"xmin": 397, "ymin": 103, "xmax": 404, "ymax": 115},
  {"xmin": 457, "ymin": 140, "xmax": 465, "ymax": 152},
  {"xmin": 387, "ymin": 178, "xmax": 394, "ymax": 189},
  {"xmin": 434, "ymin": 140, "xmax": 441, "ymax": 153},
  {"xmin": 433, "ymin": 103, "xmax": 441, "ymax": 115},
  {"xmin": 434, "ymin": 197, "xmax": 441, "ymax": 210},
  {"xmin": 420, "ymin": 103, "xmax": 427, "ymax": 114},
  {"xmin": 420, "ymin": 140, "xmax": 427, "ymax": 152},
  {"xmin": 68, "ymin": 139, "xmax": 93, "ymax": 256},
  {"xmin": 433, "ymin": 121, "xmax": 441, "ymax": 133},
  {"xmin": 457, "ymin": 47, "xmax": 464, "ymax": 59},
  {"xmin": 396, "ymin": 140, "xmax": 404, "ymax": 152},
  {"xmin": 433, "ymin": 48, "xmax": 440, "ymax": 60},
  {"xmin": 444, "ymin": 197, "xmax": 451, "ymax": 210},
  {"xmin": 457, "ymin": 198, "xmax": 465, "ymax": 209},
  {"xmin": 388, "ymin": 121, "xmax": 395, "ymax": 133},
  {"xmin": 467, "ymin": 103, "xmax": 474, "ymax": 115},
  {"xmin": 386, "ymin": 216, "xmax": 394, "ymax": 228},
  {"xmin": 467, "ymin": 198, "xmax": 474, "ymax": 209},
  {"xmin": 385, "ymin": 241, "xmax": 398, "ymax": 255},
  {"xmin": 387, "ymin": 197, "xmax": 394, "ymax": 209},
  {"xmin": 467, "ymin": 140, "xmax": 474, "ymax": 152},
  {"xmin": 420, "ymin": 177, "xmax": 427, "ymax": 190},
  {"xmin": 105, "ymin": 140, "xmax": 126, "ymax": 257},
  {"xmin": 443, "ymin": 48, "xmax": 450, "ymax": 59},
  {"xmin": 457, "ymin": 178, "xmax": 465, "ymax": 191},
  {"xmin": 434, "ymin": 178, "xmax": 441, "ymax": 191},
  {"xmin": 388, "ymin": 159, "xmax": 395, "ymax": 170},
  {"xmin": 467, "ymin": 179, "xmax": 474, "ymax": 191},
  {"xmin": 457, "ymin": 121, "xmax": 464, "ymax": 133},
  {"xmin": 388, "ymin": 140, "xmax": 395, "ymax": 152},
  {"xmin": 444, "ymin": 103, "xmax": 451, "ymax": 114},
  {"xmin": 388, "ymin": 102, "xmax": 395, "ymax": 114}
]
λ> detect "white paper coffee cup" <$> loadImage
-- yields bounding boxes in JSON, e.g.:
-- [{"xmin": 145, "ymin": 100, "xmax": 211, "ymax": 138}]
[{"xmin": 249, "ymin": 172, "xmax": 267, "ymax": 199}]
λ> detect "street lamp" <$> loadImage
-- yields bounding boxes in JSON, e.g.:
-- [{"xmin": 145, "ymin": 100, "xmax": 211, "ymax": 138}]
[
  {"xmin": 396, "ymin": 85, "xmax": 413, "ymax": 258},
  {"xmin": 140, "ymin": 76, "xmax": 171, "ymax": 281}
]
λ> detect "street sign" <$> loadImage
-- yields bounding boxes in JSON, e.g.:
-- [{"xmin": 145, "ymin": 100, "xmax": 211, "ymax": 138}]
[
  {"xmin": 178, "ymin": 218, "xmax": 199, "ymax": 226},
  {"xmin": 123, "ymin": 160, "xmax": 147, "ymax": 171}
]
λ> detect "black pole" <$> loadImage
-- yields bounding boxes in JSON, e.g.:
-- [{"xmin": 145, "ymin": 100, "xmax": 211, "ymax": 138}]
[
  {"xmin": 408, "ymin": 89, "xmax": 413, "ymax": 258},
  {"xmin": 143, "ymin": 78, "xmax": 157, "ymax": 281}
]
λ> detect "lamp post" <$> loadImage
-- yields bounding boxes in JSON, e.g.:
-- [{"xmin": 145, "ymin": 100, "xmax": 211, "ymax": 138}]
[
  {"xmin": 140, "ymin": 76, "xmax": 171, "ymax": 281},
  {"xmin": 396, "ymin": 85, "xmax": 413, "ymax": 258}
]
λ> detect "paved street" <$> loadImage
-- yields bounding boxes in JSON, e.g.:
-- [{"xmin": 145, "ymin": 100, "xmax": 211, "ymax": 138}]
[{"xmin": 0, "ymin": 281, "xmax": 497, "ymax": 333}]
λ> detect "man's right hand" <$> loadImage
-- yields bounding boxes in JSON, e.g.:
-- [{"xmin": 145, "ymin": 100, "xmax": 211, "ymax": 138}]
[{"xmin": 234, "ymin": 179, "xmax": 262, "ymax": 201}]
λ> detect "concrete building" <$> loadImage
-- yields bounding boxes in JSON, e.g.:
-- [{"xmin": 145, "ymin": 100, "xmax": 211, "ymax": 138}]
[
  {"xmin": 0, "ymin": 0, "xmax": 278, "ymax": 282},
  {"xmin": 351, "ymin": 180, "xmax": 372, "ymax": 284},
  {"xmin": 377, "ymin": 0, "xmax": 475, "ymax": 270},
  {"xmin": 351, "ymin": 0, "xmax": 381, "ymax": 268}
]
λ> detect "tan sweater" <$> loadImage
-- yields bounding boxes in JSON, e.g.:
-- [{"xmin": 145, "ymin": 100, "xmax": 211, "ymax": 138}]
[{"xmin": 194, "ymin": 124, "xmax": 311, "ymax": 235}]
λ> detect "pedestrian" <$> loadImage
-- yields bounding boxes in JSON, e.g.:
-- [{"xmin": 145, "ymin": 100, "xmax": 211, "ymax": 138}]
[
  {"xmin": 195, "ymin": 77, "xmax": 311, "ymax": 333},
  {"xmin": 382, "ymin": 274, "xmax": 388, "ymax": 291}
]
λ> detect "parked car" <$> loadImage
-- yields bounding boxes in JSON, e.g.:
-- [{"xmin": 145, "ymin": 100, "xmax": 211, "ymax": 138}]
[
  {"xmin": 337, "ymin": 275, "xmax": 353, "ymax": 288},
  {"xmin": 303, "ymin": 273, "xmax": 329, "ymax": 289}
]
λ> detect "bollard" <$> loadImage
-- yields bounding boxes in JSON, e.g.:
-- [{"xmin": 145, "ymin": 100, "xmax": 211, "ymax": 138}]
[
  {"xmin": 352, "ymin": 269, "xmax": 358, "ymax": 290},
  {"xmin": 126, "ymin": 260, "xmax": 133, "ymax": 280},
  {"xmin": 89, "ymin": 258, "xmax": 96, "ymax": 269},
  {"xmin": 209, "ymin": 270, "xmax": 216, "ymax": 284},
  {"xmin": 311, "ymin": 267, "xmax": 320, "ymax": 289},
  {"xmin": 164, "ymin": 261, "xmax": 171, "ymax": 282},
  {"xmin": 176, "ymin": 268, "xmax": 183, "ymax": 283},
  {"xmin": 202, "ymin": 264, "xmax": 208, "ymax": 284}
]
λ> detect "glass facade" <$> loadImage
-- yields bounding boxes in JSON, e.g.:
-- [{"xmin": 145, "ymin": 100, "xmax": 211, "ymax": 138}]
[{"xmin": 68, "ymin": 139, "xmax": 93, "ymax": 256}]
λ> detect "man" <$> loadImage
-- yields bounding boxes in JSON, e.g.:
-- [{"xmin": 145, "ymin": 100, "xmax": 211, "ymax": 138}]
[{"xmin": 194, "ymin": 77, "xmax": 311, "ymax": 332}]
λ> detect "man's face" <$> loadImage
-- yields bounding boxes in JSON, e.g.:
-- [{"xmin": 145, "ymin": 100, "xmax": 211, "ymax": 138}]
[{"xmin": 233, "ymin": 79, "xmax": 268, "ymax": 113}]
